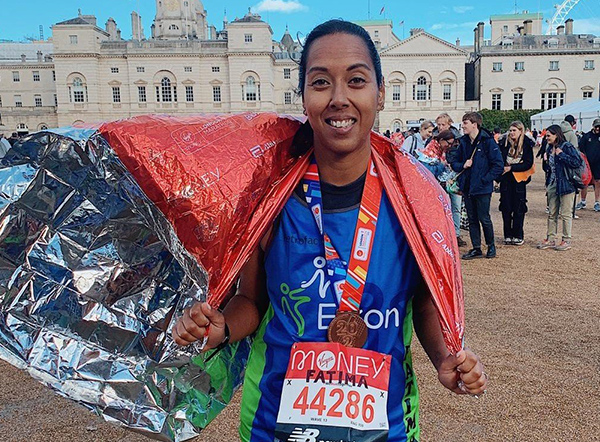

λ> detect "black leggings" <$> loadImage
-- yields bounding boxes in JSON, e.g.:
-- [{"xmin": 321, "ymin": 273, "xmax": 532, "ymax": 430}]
[{"xmin": 499, "ymin": 176, "xmax": 528, "ymax": 240}]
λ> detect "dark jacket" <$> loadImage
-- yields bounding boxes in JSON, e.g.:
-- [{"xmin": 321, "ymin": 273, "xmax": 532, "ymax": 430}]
[
  {"xmin": 544, "ymin": 141, "xmax": 583, "ymax": 196},
  {"xmin": 449, "ymin": 128, "xmax": 504, "ymax": 196},
  {"xmin": 579, "ymin": 130, "xmax": 600, "ymax": 166},
  {"xmin": 498, "ymin": 135, "xmax": 535, "ymax": 189}
]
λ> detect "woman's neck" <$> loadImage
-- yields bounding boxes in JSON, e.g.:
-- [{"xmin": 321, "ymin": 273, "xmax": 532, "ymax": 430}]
[{"xmin": 313, "ymin": 145, "xmax": 371, "ymax": 186}]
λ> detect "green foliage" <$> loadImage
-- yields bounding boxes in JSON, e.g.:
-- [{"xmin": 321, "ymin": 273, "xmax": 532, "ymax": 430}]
[{"xmin": 479, "ymin": 109, "xmax": 543, "ymax": 132}]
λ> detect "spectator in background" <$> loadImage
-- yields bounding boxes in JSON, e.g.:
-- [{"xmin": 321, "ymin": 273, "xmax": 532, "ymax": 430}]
[
  {"xmin": 384, "ymin": 129, "xmax": 391, "ymax": 138},
  {"xmin": 7, "ymin": 132, "xmax": 19, "ymax": 146},
  {"xmin": 390, "ymin": 127, "xmax": 405, "ymax": 148},
  {"xmin": 434, "ymin": 113, "xmax": 460, "ymax": 138},
  {"xmin": 576, "ymin": 118, "xmax": 600, "ymax": 212},
  {"xmin": 538, "ymin": 125, "xmax": 582, "ymax": 251},
  {"xmin": 401, "ymin": 120, "xmax": 434, "ymax": 157},
  {"xmin": 493, "ymin": 127, "xmax": 502, "ymax": 144},
  {"xmin": 498, "ymin": 121, "xmax": 534, "ymax": 245},
  {"xmin": 560, "ymin": 115, "xmax": 579, "ymax": 149},
  {"xmin": 450, "ymin": 112, "xmax": 504, "ymax": 259},
  {"xmin": 0, "ymin": 134, "xmax": 11, "ymax": 158}
]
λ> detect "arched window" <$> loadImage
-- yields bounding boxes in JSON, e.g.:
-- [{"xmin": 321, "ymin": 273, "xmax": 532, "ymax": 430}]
[
  {"xmin": 392, "ymin": 120, "xmax": 402, "ymax": 132},
  {"xmin": 245, "ymin": 76, "xmax": 257, "ymax": 101},
  {"xmin": 414, "ymin": 76, "xmax": 430, "ymax": 101},
  {"xmin": 161, "ymin": 77, "xmax": 173, "ymax": 102},
  {"xmin": 70, "ymin": 76, "xmax": 87, "ymax": 103}
]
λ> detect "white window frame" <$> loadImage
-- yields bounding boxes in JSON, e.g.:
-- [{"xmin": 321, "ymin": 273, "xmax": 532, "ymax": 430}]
[
  {"xmin": 284, "ymin": 91, "xmax": 292, "ymax": 105},
  {"xmin": 112, "ymin": 86, "xmax": 121, "ymax": 103},
  {"xmin": 549, "ymin": 61, "xmax": 559, "ymax": 71},
  {"xmin": 491, "ymin": 93, "xmax": 502, "ymax": 110},
  {"xmin": 212, "ymin": 66, "xmax": 220, "ymax": 73},
  {"xmin": 34, "ymin": 95, "xmax": 42, "ymax": 107},
  {"xmin": 212, "ymin": 86, "xmax": 221, "ymax": 102},
  {"xmin": 584, "ymin": 60, "xmax": 595, "ymax": 70},
  {"xmin": 138, "ymin": 86, "xmax": 147, "ymax": 102},
  {"xmin": 514, "ymin": 62, "xmax": 524, "ymax": 72},
  {"xmin": 12, "ymin": 71, "xmax": 20, "ymax": 82},
  {"xmin": 185, "ymin": 85, "xmax": 194, "ymax": 102},
  {"xmin": 443, "ymin": 84, "xmax": 452, "ymax": 101},
  {"xmin": 137, "ymin": 66, "xmax": 145, "ymax": 73},
  {"xmin": 33, "ymin": 71, "xmax": 40, "ymax": 82},
  {"xmin": 111, "ymin": 67, "xmax": 119, "ymax": 74},
  {"xmin": 244, "ymin": 34, "xmax": 253, "ymax": 43},
  {"xmin": 284, "ymin": 68, "xmax": 291, "ymax": 79},
  {"xmin": 583, "ymin": 91, "xmax": 593, "ymax": 99},
  {"xmin": 69, "ymin": 35, "xmax": 78, "ymax": 44},
  {"xmin": 392, "ymin": 84, "xmax": 401, "ymax": 102},
  {"xmin": 14, "ymin": 95, "xmax": 23, "ymax": 107},
  {"xmin": 492, "ymin": 62, "xmax": 503, "ymax": 72},
  {"xmin": 184, "ymin": 66, "xmax": 192, "ymax": 73},
  {"xmin": 513, "ymin": 93, "xmax": 523, "ymax": 110}
]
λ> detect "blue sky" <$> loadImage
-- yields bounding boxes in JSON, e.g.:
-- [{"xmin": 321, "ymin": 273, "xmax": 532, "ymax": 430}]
[{"xmin": 1, "ymin": 0, "xmax": 599, "ymax": 45}]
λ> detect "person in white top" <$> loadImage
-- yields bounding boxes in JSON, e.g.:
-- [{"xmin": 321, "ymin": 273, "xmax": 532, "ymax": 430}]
[
  {"xmin": 0, "ymin": 134, "xmax": 11, "ymax": 159},
  {"xmin": 401, "ymin": 120, "xmax": 434, "ymax": 157}
]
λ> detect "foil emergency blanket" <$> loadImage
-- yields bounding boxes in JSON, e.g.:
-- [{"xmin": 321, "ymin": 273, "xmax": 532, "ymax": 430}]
[{"xmin": 0, "ymin": 128, "xmax": 249, "ymax": 441}]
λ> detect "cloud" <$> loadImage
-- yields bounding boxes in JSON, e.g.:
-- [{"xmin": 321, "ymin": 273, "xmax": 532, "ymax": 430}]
[
  {"xmin": 573, "ymin": 18, "xmax": 600, "ymax": 35},
  {"xmin": 453, "ymin": 6, "xmax": 474, "ymax": 14},
  {"xmin": 253, "ymin": 0, "xmax": 308, "ymax": 13},
  {"xmin": 431, "ymin": 21, "xmax": 478, "ymax": 31}
]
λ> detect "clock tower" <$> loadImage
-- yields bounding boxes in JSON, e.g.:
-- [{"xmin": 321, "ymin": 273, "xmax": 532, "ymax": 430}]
[{"xmin": 154, "ymin": 0, "xmax": 208, "ymax": 40}]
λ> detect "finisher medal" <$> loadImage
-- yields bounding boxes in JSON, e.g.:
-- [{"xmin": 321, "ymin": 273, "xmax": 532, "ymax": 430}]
[{"xmin": 327, "ymin": 311, "xmax": 368, "ymax": 348}]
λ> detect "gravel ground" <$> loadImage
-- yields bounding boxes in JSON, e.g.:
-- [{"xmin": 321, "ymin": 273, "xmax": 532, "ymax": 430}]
[{"xmin": 1, "ymin": 166, "xmax": 599, "ymax": 442}]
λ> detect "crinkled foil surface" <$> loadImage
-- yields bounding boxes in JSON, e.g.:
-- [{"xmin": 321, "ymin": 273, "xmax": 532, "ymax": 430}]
[{"xmin": 0, "ymin": 129, "xmax": 249, "ymax": 441}]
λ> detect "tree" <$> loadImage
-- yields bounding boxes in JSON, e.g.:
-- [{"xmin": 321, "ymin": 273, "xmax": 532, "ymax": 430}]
[{"xmin": 479, "ymin": 109, "xmax": 543, "ymax": 132}]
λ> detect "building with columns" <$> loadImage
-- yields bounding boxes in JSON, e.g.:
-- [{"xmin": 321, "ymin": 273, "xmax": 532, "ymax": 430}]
[{"xmin": 1, "ymin": 3, "xmax": 599, "ymax": 136}]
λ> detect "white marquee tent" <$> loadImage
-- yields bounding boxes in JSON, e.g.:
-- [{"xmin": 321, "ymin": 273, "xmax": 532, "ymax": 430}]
[{"xmin": 530, "ymin": 99, "xmax": 600, "ymax": 132}]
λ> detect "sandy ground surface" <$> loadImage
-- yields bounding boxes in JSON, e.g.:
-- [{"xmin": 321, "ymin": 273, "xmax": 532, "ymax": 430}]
[{"xmin": 1, "ymin": 168, "xmax": 599, "ymax": 442}]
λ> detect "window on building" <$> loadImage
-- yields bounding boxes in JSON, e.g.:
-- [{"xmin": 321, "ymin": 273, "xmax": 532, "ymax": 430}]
[
  {"xmin": 244, "ymin": 34, "xmax": 253, "ymax": 43},
  {"xmin": 71, "ymin": 77, "xmax": 86, "ymax": 102},
  {"xmin": 70, "ymin": 35, "xmax": 78, "ymax": 44},
  {"xmin": 34, "ymin": 95, "xmax": 42, "ymax": 107},
  {"xmin": 185, "ymin": 86, "xmax": 194, "ymax": 102},
  {"xmin": 583, "ymin": 91, "xmax": 593, "ymax": 99},
  {"xmin": 213, "ymin": 86, "xmax": 221, "ymax": 102},
  {"xmin": 245, "ymin": 76, "xmax": 257, "ymax": 101},
  {"xmin": 161, "ymin": 77, "xmax": 173, "ymax": 102},
  {"xmin": 14, "ymin": 95, "xmax": 22, "ymax": 107},
  {"xmin": 111, "ymin": 67, "xmax": 119, "ymax": 74},
  {"xmin": 169, "ymin": 24, "xmax": 179, "ymax": 30},
  {"xmin": 138, "ymin": 86, "xmax": 147, "ymax": 102},
  {"xmin": 549, "ymin": 61, "xmax": 559, "ymax": 71},
  {"xmin": 284, "ymin": 91, "xmax": 292, "ymax": 105},
  {"xmin": 284, "ymin": 68, "xmax": 291, "ymax": 79},
  {"xmin": 584, "ymin": 60, "xmax": 595, "ymax": 70},
  {"xmin": 137, "ymin": 66, "xmax": 145, "ymax": 73},
  {"xmin": 513, "ymin": 93, "xmax": 523, "ymax": 109},
  {"xmin": 33, "ymin": 71, "xmax": 40, "ymax": 82},
  {"xmin": 52, "ymin": 70, "xmax": 56, "ymax": 81},
  {"xmin": 12, "ymin": 71, "xmax": 20, "ymax": 82},
  {"xmin": 184, "ymin": 66, "xmax": 192, "ymax": 73},
  {"xmin": 443, "ymin": 84, "xmax": 452, "ymax": 101},
  {"xmin": 541, "ymin": 92, "xmax": 564, "ymax": 110},
  {"xmin": 414, "ymin": 76, "xmax": 429, "ymax": 101},
  {"xmin": 112, "ymin": 87, "xmax": 121, "ymax": 103},
  {"xmin": 491, "ymin": 94, "xmax": 501, "ymax": 110},
  {"xmin": 0, "ymin": 96, "xmax": 3, "ymax": 107},
  {"xmin": 514, "ymin": 62, "xmax": 524, "ymax": 71},
  {"xmin": 492, "ymin": 62, "xmax": 503, "ymax": 72},
  {"xmin": 54, "ymin": 94, "xmax": 57, "ymax": 106},
  {"xmin": 374, "ymin": 30, "xmax": 379, "ymax": 38},
  {"xmin": 392, "ymin": 84, "xmax": 401, "ymax": 102},
  {"xmin": 212, "ymin": 66, "xmax": 220, "ymax": 73},
  {"xmin": 503, "ymin": 25, "xmax": 508, "ymax": 33}
]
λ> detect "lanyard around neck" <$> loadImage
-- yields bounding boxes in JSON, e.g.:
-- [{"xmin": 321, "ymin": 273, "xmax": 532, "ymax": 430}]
[{"xmin": 302, "ymin": 156, "xmax": 383, "ymax": 313}]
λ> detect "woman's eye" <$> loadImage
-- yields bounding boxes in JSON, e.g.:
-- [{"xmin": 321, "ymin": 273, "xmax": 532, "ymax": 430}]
[
  {"xmin": 349, "ymin": 77, "xmax": 366, "ymax": 85},
  {"xmin": 309, "ymin": 79, "xmax": 328, "ymax": 87}
]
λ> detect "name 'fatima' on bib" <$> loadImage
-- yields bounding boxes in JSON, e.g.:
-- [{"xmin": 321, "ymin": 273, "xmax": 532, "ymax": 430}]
[{"xmin": 303, "ymin": 157, "xmax": 383, "ymax": 348}]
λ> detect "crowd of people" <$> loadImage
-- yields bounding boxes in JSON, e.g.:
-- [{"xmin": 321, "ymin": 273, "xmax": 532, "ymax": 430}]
[{"xmin": 384, "ymin": 111, "xmax": 600, "ymax": 255}]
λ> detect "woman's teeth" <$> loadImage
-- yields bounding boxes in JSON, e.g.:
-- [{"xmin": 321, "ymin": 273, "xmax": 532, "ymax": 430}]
[{"xmin": 328, "ymin": 119, "xmax": 354, "ymax": 128}]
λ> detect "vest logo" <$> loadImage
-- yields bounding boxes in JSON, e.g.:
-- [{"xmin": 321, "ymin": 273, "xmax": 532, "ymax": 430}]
[{"xmin": 288, "ymin": 428, "xmax": 320, "ymax": 442}]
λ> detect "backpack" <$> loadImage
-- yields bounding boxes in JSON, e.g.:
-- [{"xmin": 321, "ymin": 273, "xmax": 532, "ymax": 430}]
[{"xmin": 563, "ymin": 152, "xmax": 588, "ymax": 189}]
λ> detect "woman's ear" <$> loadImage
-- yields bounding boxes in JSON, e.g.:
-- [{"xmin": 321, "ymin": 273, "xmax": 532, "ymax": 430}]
[{"xmin": 377, "ymin": 78, "xmax": 385, "ymax": 111}]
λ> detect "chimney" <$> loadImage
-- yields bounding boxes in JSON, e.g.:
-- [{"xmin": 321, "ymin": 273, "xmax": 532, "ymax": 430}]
[
  {"xmin": 474, "ymin": 26, "xmax": 479, "ymax": 52},
  {"xmin": 37, "ymin": 50, "xmax": 43, "ymax": 62},
  {"xmin": 524, "ymin": 20, "xmax": 533, "ymax": 35},
  {"xmin": 21, "ymin": 54, "xmax": 26, "ymax": 62},
  {"xmin": 409, "ymin": 28, "xmax": 424, "ymax": 36},
  {"xmin": 565, "ymin": 19, "xmax": 574, "ymax": 35},
  {"xmin": 557, "ymin": 25, "xmax": 565, "ymax": 35},
  {"xmin": 131, "ymin": 12, "xmax": 142, "ymax": 40},
  {"xmin": 106, "ymin": 18, "xmax": 118, "ymax": 40},
  {"xmin": 456, "ymin": 37, "xmax": 461, "ymax": 47},
  {"xmin": 477, "ymin": 22, "xmax": 485, "ymax": 49}
]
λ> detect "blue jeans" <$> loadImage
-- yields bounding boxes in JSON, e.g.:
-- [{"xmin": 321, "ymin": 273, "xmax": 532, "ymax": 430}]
[
  {"xmin": 463, "ymin": 193, "xmax": 495, "ymax": 249},
  {"xmin": 448, "ymin": 192, "xmax": 462, "ymax": 237}
]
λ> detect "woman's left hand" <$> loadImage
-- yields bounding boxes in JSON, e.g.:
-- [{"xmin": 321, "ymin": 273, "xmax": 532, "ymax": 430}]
[
  {"xmin": 437, "ymin": 348, "xmax": 488, "ymax": 396},
  {"xmin": 503, "ymin": 166, "xmax": 511, "ymax": 174}
]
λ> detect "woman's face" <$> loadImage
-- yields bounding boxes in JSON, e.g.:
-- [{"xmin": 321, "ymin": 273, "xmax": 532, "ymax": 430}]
[
  {"xmin": 302, "ymin": 33, "xmax": 384, "ymax": 157},
  {"xmin": 437, "ymin": 120, "xmax": 451, "ymax": 132},
  {"xmin": 439, "ymin": 138, "xmax": 455, "ymax": 151},
  {"xmin": 421, "ymin": 125, "xmax": 434, "ymax": 140},
  {"xmin": 509, "ymin": 126, "xmax": 522, "ymax": 141},
  {"xmin": 546, "ymin": 131, "xmax": 557, "ymax": 145}
]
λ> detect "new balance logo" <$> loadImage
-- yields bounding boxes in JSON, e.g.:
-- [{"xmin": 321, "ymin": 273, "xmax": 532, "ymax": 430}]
[{"xmin": 288, "ymin": 427, "xmax": 320, "ymax": 442}]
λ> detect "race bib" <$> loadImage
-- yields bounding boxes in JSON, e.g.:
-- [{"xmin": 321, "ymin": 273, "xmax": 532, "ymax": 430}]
[{"xmin": 275, "ymin": 342, "xmax": 391, "ymax": 442}]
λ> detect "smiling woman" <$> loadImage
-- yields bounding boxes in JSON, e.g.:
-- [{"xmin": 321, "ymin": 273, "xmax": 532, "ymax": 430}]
[{"xmin": 172, "ymin": 19, "xmax": 487, "ymax": 442}]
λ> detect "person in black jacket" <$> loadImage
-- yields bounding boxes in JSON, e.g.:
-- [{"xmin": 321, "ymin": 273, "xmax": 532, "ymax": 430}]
[
  {"xmin": 576, "ymin": 118, "xmax": 600, "ymax": 211},
  {"xmin": 449, "ymin": 112, "xmax": 504, "ymax": 259},
  {"xmin": 498, "ymin": 121, "xmax": 534, "ymax": 246}
]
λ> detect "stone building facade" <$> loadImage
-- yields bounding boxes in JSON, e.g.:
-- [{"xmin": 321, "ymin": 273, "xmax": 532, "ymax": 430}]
[{"xmin": 0, "ymin": 3, "xmax": 598, "ymax": 135}]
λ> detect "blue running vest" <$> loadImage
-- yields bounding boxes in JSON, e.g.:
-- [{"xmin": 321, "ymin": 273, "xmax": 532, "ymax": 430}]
[{"xmin": 240, "ymin": 190, "xmax": 423, "ymax": 442}]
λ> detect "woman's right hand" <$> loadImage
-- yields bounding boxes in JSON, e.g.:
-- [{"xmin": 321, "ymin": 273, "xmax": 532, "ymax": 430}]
[{"xmin": 172, "ymin": 302, "xmax": 227, "ymax": 349}]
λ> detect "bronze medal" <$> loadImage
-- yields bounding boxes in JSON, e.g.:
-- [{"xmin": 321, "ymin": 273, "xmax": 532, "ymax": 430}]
[{"xmin": 327, "ymin": 311, "xmax": 368, "ymax": 348}]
